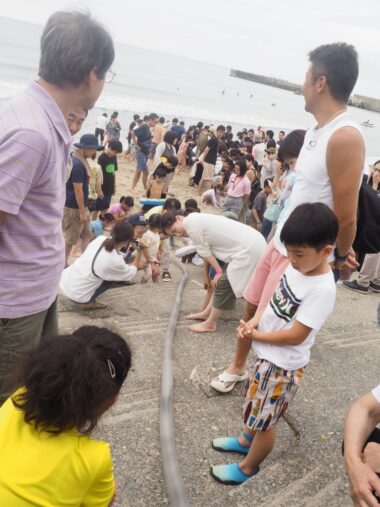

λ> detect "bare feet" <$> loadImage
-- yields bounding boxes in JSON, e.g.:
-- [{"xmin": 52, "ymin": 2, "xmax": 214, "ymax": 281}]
[
  {"xmin": 185, "ymin": 312, "xmax": 209, "ymax": 321},
  {"xmin": 188, "ymin": 322, "xmax": 216, "ymax": 333}
]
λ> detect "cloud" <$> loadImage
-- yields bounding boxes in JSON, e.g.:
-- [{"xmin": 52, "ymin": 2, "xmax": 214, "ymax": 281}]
[{"xmin": 2, "ymin": 0, "xmax": 379, "ymax": 97}]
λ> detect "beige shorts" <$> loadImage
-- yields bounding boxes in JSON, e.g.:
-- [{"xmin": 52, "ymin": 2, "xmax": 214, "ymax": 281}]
[
  {"xmin": 62, "ymin": 207, "xmax": 91, "ymax": 246},
  {"xmin": 213, "ymin": 271, "xmax": 236, "ymax": 310},
  {"xmin": 202, "ymin": 162, "xmax": 215, "ymax": 181}
]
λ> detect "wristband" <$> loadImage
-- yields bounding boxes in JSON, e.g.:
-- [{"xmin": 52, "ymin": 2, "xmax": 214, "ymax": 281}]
[{"xmin": 334, "ymin": 247, "xmax": 348, "ymax": 262}]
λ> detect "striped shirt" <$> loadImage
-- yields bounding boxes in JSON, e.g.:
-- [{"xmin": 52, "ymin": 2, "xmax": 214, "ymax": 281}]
[{"xmin": 0, "ymin": 81, "xmax": 71, "ymax": 318}]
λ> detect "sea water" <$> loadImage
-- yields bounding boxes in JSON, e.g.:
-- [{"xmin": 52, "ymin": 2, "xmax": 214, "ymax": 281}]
[{"xmin": 0, "ymin": 16, "xmax": 379, "ymax": 161}]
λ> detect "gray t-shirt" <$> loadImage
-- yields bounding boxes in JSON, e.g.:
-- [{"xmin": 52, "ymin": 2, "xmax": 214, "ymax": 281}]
[{"xmin": 252, "ymin": 192, "xmax": 267, "ymax": 220}]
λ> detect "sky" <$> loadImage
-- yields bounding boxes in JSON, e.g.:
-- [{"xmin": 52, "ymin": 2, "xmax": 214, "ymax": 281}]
[{"xmin": 3, "ymin": 0, "xmax": 380, "ymax": 97}]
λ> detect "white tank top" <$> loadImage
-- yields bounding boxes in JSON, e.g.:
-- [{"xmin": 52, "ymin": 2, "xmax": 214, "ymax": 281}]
[{"xmin": 274, "ymin": 111, "xmax": 365, "ymax": 257}]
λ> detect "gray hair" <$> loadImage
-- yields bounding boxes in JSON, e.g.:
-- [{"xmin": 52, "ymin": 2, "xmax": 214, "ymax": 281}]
[{"xmin": 39, "ymin": 11, "xmax": 114, "ymax": 88}]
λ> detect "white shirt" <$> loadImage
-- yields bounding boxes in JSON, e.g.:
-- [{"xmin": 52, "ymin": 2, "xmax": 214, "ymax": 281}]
[
  {"xmin": 96, "ymin": 115, "xmax": 108, "ymax": 131},
  {"xmin": 252, "ymin": 265, "xmax": 336, "ymax": 370},
  {"xmin": 60, "ymin": 236, "xmax": 137, "ymax": 303},
  {"xmin": 183, "ymin": 213, "xmax": 266, "ymax": 297},
  {"xmin": 252, "ymin": 142, "xmax": 266, "ymax": 165},
  {"xmin": 372, "ymin": 384, "xmax": 380, "ymax": 403},
  {"xmin": 274, "ymin": 112, "xmax": 365, "ymax": 258},
  {"xmin": 260, "ymin": 159, "xmax": 276, "ymax": 188}
]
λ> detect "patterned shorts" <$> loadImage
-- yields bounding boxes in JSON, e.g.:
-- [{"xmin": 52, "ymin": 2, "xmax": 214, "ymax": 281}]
[{"xmin": 243, "ymin": 357, "xmax": 305, "ymax": 431}]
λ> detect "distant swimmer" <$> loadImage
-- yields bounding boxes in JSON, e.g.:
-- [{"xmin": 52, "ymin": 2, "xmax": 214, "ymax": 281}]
[
  {"xmin": 237, "ymin": 92, "xmax": 240, "ymax": 97},
  {"xmin": 222, "ymin": 89, "xmax": 225, "ymax": 95},
  {"xmin": 250, "ymin": 94, "xmax": 253, "ymax": 99}
]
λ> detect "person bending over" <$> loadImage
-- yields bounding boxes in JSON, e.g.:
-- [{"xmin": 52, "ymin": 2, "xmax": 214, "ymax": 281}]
[
  {"xmin": 60, "ymin": 221, "xmax": 144, "ymax": 310},
  {"xmin": 162, "ymin": 211, "xmax": 266, "ymax": 333}
]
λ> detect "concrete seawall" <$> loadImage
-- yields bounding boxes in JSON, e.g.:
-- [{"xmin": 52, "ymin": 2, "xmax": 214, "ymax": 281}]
[{"xmin": 230, "ymin": 69, "xmax": 380, "ymax": 113}]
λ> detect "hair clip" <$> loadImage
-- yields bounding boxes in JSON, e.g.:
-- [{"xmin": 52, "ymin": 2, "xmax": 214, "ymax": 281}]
[{"xmin": 107, "ymin": 359, "xmax": 116, "ymax": 379}]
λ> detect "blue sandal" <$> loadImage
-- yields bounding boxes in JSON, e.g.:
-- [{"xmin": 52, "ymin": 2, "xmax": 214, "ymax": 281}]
[
  {"xmin": 212, "ymin": 432, "xmax": 254, "ymax": 454},
  {"xmin": 210, "ymin": 462, "xmax": 259, "ymax": 485}
]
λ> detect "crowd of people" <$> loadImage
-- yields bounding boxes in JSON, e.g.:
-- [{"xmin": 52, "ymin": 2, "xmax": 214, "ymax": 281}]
[{"xmin": 0, "ymin": 10, "xmax": 379, "ymax": 507}]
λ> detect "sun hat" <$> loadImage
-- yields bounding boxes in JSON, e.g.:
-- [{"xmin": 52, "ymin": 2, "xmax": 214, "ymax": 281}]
[{"xmin": 74, "ymin": 134, "xmax": 104, "ymax": 150}]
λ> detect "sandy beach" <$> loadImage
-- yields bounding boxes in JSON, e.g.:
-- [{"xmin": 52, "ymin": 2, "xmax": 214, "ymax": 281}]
[{"xmin": 114, "ymin": 154, "xmax": 216, "ymax": 213}]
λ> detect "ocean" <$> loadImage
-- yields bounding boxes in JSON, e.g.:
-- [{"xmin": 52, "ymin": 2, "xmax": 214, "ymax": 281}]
[{"xmin": 0, "ymin": 16, "xmax": 379, "ymax": 161}]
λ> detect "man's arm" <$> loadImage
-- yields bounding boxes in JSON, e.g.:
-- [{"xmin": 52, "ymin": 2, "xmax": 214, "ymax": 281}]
[
  {"xmin": 252, "ymin": 208, "xmax": 261, "ymax": 226},
  {"xmin": 73, "ymin": 183, "xmax": 87, "ymax": 223},
  {"xmin": 327, "ymin": 127, "xmax": 364, "ymax": 268},
  {"xmin": 344, "ymin": 392, "xmax": 380, "ymax": 506},
  {"xmin": 0, "ymin": 211, "xmax": 6, "ymax": 224}
]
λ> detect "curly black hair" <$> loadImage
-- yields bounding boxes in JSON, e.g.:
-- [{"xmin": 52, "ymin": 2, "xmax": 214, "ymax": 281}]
[{"xmin": 12, "ymin": 326, "xmax": 131, "ymax": 435}]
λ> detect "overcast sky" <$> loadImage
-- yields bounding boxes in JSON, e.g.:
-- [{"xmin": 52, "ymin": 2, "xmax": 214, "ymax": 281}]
[{"xmin": 3, "ymin": 0, "xmax": 380, "ymax": 97}]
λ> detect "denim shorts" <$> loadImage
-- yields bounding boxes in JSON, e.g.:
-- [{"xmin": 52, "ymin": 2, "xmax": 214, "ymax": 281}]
[{"xmin": 136, "ymin": 150, "xmax": 149, "ymax": 172}]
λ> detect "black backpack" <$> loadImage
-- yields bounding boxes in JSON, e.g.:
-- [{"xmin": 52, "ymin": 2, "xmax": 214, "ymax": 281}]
[{"xmin": 353, "ymin": 182, "xmax": 380, "ymax": 254}]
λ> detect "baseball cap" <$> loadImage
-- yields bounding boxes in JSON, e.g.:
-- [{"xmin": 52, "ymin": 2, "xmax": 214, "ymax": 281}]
[{"xmin": 127, "ymin": 213, "xmax": 147, "ymax": 227}]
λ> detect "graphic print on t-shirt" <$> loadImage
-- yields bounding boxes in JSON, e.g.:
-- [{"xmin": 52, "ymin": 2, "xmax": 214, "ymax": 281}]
[
  {"xmin": 270, "ymin": 273, "xmax": 302, "ymax": 322},
  {"xmin": 106, "ymin": 163, "xmax": 116, "ymax": 174}
]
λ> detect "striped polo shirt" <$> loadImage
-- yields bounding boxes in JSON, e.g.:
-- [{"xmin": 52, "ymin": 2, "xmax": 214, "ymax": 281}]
[{"xmin": 0, "ymin": 81, "xmax": 71, "ymax": 318}]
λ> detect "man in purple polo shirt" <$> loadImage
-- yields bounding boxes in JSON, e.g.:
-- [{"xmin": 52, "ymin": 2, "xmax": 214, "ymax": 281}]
[{"xmin": 0, "ymin": 11, "xmax": 115, "ymax": 404}]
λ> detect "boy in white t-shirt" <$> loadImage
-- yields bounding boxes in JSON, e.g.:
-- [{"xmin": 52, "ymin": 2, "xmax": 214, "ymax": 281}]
[{"xmin": 210, "ymin": 202, "xmax": 338, "ymax": 485}]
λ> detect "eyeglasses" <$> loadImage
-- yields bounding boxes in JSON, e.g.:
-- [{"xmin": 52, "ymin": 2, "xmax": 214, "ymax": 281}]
[{"xmin": 105, "ymin": 69, "xmax": 116, "ymax": 84}]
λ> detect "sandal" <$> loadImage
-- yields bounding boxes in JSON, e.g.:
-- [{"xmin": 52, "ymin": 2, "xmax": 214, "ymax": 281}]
[
  {"xmin": 82, "ymin": 301, "xmax": 108, "ymax": 310},
  {"xmin": 210, "ymin": 463, "xmax": 259, "ymax": 485},
  {"xmin": 210, "ymin": 370, "xmax": 248, "ymax": 393},
  {"xmin": 212, "ymin": 432, "xmax": 253, "ymax": 454}
]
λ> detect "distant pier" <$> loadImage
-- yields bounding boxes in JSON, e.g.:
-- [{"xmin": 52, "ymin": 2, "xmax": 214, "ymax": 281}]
[{"xmin": 230, "ymin": 69, "xmax": 380, "ymax": 113}]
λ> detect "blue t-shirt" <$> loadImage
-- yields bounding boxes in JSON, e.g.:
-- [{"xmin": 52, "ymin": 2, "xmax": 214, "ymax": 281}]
[
  {"xmin": 91, "ymin": 219, "xmax": 104, "ymax": 237},
  {"xmin": 65, "ymin": 157, "xmax": 89, "ymax": 209}
]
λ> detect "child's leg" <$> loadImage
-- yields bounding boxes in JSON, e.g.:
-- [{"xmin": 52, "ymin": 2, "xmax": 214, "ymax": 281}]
[
  {"xmin": 141, "ymin": 264, "xmax": 152, "ymax": 283},
  {"xmin": 131, "ymin": 170, "xmax": 141, "ymax": 191},
  {"xmin": 239, "ymin": 427, "xmax": 276, "ymax": 475},
  {"xmin": 142, "ymin": 170, "xmax": 148, "ymax": 190}
]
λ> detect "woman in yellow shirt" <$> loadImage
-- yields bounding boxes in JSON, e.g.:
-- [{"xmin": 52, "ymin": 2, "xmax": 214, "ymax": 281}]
[{"xmin": 0, "ymin": 325, "xmax": 132, "ymax": 506}]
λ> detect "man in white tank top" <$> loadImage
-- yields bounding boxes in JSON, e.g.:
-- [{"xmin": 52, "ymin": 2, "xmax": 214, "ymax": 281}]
[{"xmin": 211, "ymin": 42, "xmax": 365, "ymax": 394}]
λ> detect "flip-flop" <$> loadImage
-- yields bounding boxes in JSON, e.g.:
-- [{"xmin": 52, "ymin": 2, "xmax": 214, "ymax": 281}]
[
  {"xmin": 212, "ymin": 432, "xmax": 254, "ymax": 454},
  {"xmin": 210, "ymin": 463, "xmax": 259, "ymax": 485},
  {"xmin": 210, "ymin": 370, "xmax": 248, "ymax": 393},
  {"xmin": 82, "ymin": 301, "xmax": 108, "ymax": 310}
]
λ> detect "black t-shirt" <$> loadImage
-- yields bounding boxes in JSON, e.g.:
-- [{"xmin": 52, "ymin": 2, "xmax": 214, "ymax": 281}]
[
  {"xmin": 65, "ymin": 157, "xmax": 89, "ymax": 209},
  {"xmin": 98, "ymin": 152, "xmax": 118, "ymax": 195},
  {"xmin": 204, "ymin": 136, "xmax": 219, "ymax": 165},
  {"xmin": 134, "ymin": 124, "xmax": 152, "ymax": 154}
]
